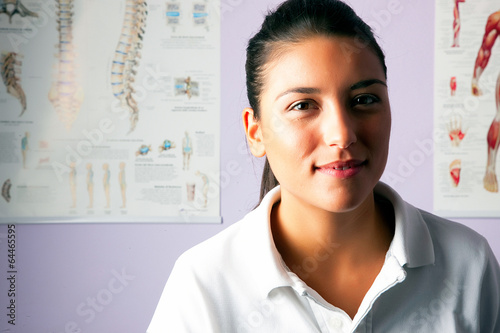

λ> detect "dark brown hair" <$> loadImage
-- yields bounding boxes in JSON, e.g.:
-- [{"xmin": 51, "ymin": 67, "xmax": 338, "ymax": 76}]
[{"xmin": 245, "ymin": 0, "xmax": 387, "ymax": 202}]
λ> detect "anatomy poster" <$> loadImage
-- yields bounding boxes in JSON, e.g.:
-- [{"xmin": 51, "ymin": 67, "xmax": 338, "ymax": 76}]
[
  {"xmin": 434, "ymin": 0, "xmax": 500, "ymax": 217},
  {"xmin": 0, "ymin": 0, "xmax": 221, "ymax": 223}
]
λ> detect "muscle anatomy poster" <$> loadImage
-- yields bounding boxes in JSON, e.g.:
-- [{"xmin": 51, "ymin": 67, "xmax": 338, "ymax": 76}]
[
  {"xmin": 434, "ymin": 0, "xmax": 500, "ymax": 217},
  {"xmin": 0, "ymin": 0, "xmax": 221, "ymax": 223}
]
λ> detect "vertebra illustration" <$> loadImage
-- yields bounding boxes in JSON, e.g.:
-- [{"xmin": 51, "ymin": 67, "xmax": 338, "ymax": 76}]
[
  {"xmin": 0, "ymin": 0, "xmax": 38, "ymax": 23},
  {"xmin": 48, "ymin": 0, "xmax": 84, "ymax": 130},
  {"xmin": 2, "ymin": 179, "xmax": 11, "ymax": 203},
  {"xmin": 166, "ymin": 2, "xmax": 180, "ymax": 30},
  {"xmin": 175, "ymin": 76, "xmax": 198, "ymax": 98},
  {"xmin": 1, "ymin": 52, "xmax": 26, "ymax": 116},
  {"xmin": 135, "ymin": 144, "xmax": 151, "ymax": 156},
  {"xmin": 193, "ymin": 2, "xmax": 208, "ymax": 29},
  {"xmin": 111, "ymin": 0, "xmax": 148, "ymax": 133}
]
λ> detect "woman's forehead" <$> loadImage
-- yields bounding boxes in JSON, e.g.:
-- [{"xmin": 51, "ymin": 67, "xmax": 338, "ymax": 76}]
[{"xmin": 262, "ymin": 36, "xmax": 385, "ymax": 90}]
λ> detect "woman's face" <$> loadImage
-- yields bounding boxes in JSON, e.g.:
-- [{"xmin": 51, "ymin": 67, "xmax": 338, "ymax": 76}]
[{"xmin": 249, "ymin": 36, "xmax": 391, "ymax": 213}]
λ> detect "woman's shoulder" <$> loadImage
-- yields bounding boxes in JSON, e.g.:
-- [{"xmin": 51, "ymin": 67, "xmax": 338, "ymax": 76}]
[
  {"xmin": 176, "ymin": 207, "xmax": 267, "ymax": 274},
  {"xmin": 417, "ymin": 209, "xmax": 496, "ymax": 265},
  {"xmin": 377, "ymin": 182, "xmax": 492, "ymax": 260},
  {"xmin": 377, "ymin": 182, "xmax": 497, "ymax": 270},
  {"xmin": 177, "ymin": 188, "xmax": 281, "ymax": 272},
  {"xmin": 419, "ymin": 209, "xmax": 488, "ymax": 246}
]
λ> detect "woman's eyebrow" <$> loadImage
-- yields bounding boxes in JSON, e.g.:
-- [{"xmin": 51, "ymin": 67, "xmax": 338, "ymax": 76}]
[
  {"xmin": 275, "ymin": 87, "xmax": 321, "ymax": 101},
  {"xmin": 350, "ymin": 79, "xmax": 387, "ymax": 90},
  {"xmin": 275, "ymin": 79, "xmax": 386, "ymax": 101}
]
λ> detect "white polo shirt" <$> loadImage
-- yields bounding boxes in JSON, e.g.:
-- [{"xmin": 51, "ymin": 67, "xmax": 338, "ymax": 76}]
[{"xmin": 147, "ymin": 183, "xmax": 500, "ymax": 332}]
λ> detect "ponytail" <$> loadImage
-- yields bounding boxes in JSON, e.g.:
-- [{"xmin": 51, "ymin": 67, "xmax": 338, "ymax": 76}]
[{"xmin": 258, "ymin": 157, "xmax": 279, "ymax": 204}]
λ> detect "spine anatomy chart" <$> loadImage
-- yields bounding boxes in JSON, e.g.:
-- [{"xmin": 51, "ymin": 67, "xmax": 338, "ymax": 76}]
[
  {"xmin": 111, "ymin": 0, "xmax": 148, "ymax": 133},
  {"xmin": 434, "ymin": 1, "xmax": 500, "ymax": 217},
  {"xmin": 0, "ymin": 0, "xmax": 221, "ymax": 224},
  {"xmin": 1, "ymin": 52, "xmax": 26, "ymax": 116},
  {"xmin": 48, "ymin": 0, "xmax": 84, "ymax": 131},
  {"xmin": 0, "ymin": 0, "xmax": 38, "ymax": 23}
]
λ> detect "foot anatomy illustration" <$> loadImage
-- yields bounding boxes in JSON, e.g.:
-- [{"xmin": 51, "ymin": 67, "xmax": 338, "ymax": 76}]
[
  {"xmin": 0, "ymin": 0, "xmax": 38, "ymax": 23},
  {"xmin": 48, "ymin": 0, "xmax": 84, "ymax": 130},
  {"xmin": 1, "ymin": 52, "xmax": 26, "ymax": 116},
  {"xmin": 471, "ymin": 10, "xmax": 500, "ymax": 192},
  {"xmin": 111, "ymin": 0, "xmax": 148, "ymax": 133}
]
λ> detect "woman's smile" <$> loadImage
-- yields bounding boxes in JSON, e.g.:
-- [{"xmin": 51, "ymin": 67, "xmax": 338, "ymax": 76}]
[{"xmin": 315, "ymin": 159, "xmax": 367, "ymax": 178}]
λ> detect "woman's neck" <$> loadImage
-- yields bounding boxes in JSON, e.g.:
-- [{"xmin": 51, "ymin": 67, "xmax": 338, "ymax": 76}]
[{"xmin": 271, "ymin": 190, "xmax": 395, "ymax": 272}]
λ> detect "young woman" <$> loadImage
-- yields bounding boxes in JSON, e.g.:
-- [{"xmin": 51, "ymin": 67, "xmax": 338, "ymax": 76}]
[{"xmin": 148, "ymin": 0, "xmax": 500, "ymax": 331}]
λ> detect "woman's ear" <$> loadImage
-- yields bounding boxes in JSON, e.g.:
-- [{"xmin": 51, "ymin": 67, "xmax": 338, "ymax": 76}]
[{"xmin": 242, "ymin": 107, "xmax": 266, "ymax": 157}]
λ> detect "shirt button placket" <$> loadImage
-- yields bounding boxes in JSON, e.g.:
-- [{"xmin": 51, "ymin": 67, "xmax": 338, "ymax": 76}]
[{"xmin": 328, "ymin": 316, "xmax": 345, "ymax": 332}]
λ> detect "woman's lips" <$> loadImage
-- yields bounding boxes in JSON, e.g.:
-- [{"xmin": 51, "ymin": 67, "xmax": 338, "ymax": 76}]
[{"xmin": 315, "ymin": 160, "xmax": 366, "ymax": 178}]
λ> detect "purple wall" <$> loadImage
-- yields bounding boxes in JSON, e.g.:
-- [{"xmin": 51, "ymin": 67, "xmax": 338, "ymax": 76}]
[{"xmin": 1, "ymin": 1, "xmax": 499, "ymax": 332}]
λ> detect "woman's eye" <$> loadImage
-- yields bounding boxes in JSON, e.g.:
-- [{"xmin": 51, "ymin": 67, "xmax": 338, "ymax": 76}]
[
  {"xmin": 291, "ymin": 101, "xmax": 315, "ymax": 111},
  {"xmin": 352, "ymin": 95, "xmax": 379, "ymax": 106}
]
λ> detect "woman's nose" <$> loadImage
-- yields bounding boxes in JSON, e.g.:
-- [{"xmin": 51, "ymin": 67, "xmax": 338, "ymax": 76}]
[{"xmin": 322, "ymin": 104, "xmax": 357, "ymax": 149}]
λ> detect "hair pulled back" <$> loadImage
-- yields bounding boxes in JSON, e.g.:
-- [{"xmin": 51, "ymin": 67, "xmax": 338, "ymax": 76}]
[{"xmin": 245, "ymin": 0, "xmax": 387, "ymax": 202}]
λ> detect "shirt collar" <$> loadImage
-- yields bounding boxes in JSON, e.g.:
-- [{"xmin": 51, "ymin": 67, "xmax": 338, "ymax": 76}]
[
  {"xmin": 246, "ymin": 182, "xmax": 435, "ymax": 299},
  {"xmin": 242, "ymin": 186, "xmax": 294, "ymax": 300},
  {"xmin": 374, "ymin": 182, "xmax": 435, "ymax": 268}
]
